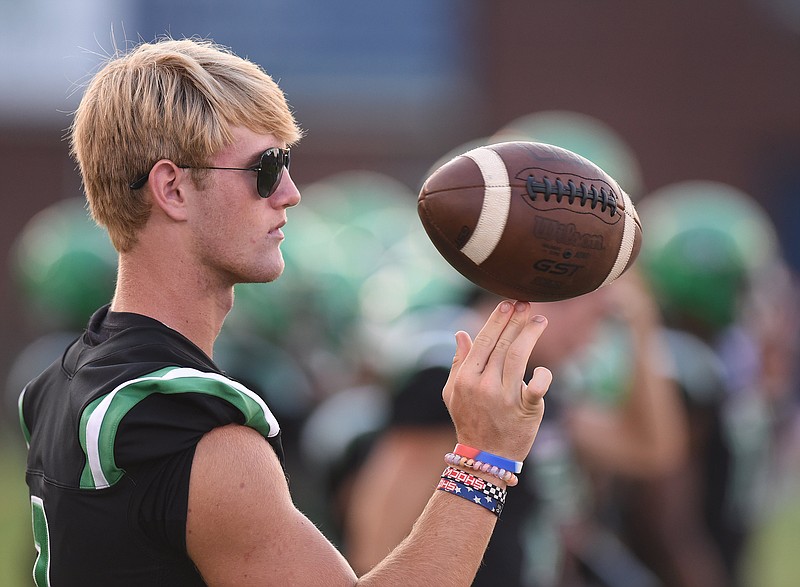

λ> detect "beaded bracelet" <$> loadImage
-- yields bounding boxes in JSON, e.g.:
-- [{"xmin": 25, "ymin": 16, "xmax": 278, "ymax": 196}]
[
  {"xmin": 445, "ymin": 453, "xmax": 519, "ymax": 487},
  {"xmin": 453, "ymin": 443, "xmax": 524, "ymax": 474},
  {"xmin": 437, "ymin": 477, "xmax": 504, "ymax": 517},
  {"xmin": 441, "ymin": 466, "xmax": 507, "ymax": 506}
]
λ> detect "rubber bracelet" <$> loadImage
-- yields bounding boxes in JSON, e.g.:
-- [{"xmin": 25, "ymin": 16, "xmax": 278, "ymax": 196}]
[
  {"xmin": 454, "ymin": 443, "xmax": 524, "ymax": 474},
  {"xmin": 442, "ymin": 466, "xmax": 507, "ymax": 505},
  {"xmin": 444, "ymin": 453, "xmax": 519, "ymax": 486},
  {"xmin": 437, "ymin": 477, "xmax": 504, "ymax": 517}
]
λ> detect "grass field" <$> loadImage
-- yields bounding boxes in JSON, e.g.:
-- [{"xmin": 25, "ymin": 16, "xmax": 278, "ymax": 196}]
[
  {"xmin": 0, "ymin": 430, "xmax": 33, "ymax": 587},
  {"xmin": 741, "ymin": 487, "xmax": 800, "ymax": 587}
]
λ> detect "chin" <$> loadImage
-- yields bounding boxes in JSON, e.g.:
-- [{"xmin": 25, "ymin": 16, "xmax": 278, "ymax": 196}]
[
  {"xmin": 251, "ymin": 260, "xmax": 286, "ymax": 284},
  {"xmin": 225, "ymin": 259, "xmax": 284, "ymax": 286}
]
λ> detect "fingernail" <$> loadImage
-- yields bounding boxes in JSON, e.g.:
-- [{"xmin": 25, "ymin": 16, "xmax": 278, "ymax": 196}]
[
  {"xmin": 515, "ymin": 301, "xmax": 528, "ymax": 313},
  {"xmin": 499, "ymin": 301, "xmax": 512, "ymax": 313},
  {"xmin": 532, "ymin": 315, "xmax": 546, "ymax": 323}
]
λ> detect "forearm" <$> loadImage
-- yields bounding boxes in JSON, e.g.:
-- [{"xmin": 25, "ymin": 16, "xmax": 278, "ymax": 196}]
[
  {"xmin": 620, "ymin": 327, "xmax": 688, "ymax": 472},
  {"xmin": 345, "ymin": 429, "xmax": 456, "ymax": 574},
  {"xmin": 568, "ymin": 319, "xmax": 687, "ymax": 477},
  {"xmin": 356, "ymin": 484, "xmax": 498, "ymax": 587}
]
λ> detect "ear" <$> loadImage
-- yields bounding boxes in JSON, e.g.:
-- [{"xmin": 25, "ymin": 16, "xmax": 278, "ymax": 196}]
[{"xmin": 148, "ymin": 159, "xmax": 190, "ymax": 221}]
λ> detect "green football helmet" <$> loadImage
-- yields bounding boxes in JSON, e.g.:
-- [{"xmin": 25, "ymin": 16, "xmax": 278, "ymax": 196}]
[
  {"xmin": 12, "ymin": 198, "xmax": 117, "ymax": 330},
  {"xmin": 636, "ymin": 181, "xmax": 778, "ymax": 331}
]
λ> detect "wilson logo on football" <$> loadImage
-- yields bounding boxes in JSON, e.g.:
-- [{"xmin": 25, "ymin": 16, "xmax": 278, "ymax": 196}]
[{"xmin": 533, "ymin": 217, "xmax": 605, "ymax": 250}]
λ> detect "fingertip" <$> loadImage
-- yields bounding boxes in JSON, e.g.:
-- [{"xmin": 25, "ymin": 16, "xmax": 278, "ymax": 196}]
[
  {"xmin": 531, "ymin": 365, "xmax": 553, "ymax": 391},
  {"xmin": 514, "ymin": 301, "xmax": 530, "ymax": 313},
  {"xmin": 453, "ymin": 330, "xmax": 470, "ymax": 352}
]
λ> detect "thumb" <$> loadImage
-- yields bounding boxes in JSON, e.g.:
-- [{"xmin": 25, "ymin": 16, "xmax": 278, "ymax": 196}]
[
  {"xmin": 522, "ymin": 366, "xmax": 552, "ymax": 412},
  {"xmin": 452, "ymin": 330, "xmax": 472, "ymax": 367},
  {"xmin": 442, "ymin": 330, "xmax": 472, "ymax": 405}
]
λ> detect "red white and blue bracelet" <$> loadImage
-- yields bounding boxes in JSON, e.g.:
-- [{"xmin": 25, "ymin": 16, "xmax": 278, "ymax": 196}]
[
  {"xmin": 436, "ymin": 476, "xmax": 505, "ymax": 517},
  {"xmin": 438, "ymin": 445, "xmax": 522, "ymax": 515},
  {"xmin": 445, "ymin": 443, "xmax": 522, "ymax": 487},
  {"xmin": 453, "ymin": 443, "xmax": 524, "ymax": 474},
  {"xmin": 441, "ymin": 466, "xmax": 507, "ymax": 505}
]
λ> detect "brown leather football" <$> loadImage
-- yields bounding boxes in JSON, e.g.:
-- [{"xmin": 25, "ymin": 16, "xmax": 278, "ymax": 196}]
[{"xmin": 418, "ymin": 141, "xmax": 642, "ymax": 302}]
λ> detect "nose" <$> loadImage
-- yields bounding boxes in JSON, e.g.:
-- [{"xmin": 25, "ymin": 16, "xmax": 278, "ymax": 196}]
[{"xmin": 270, "ymin": 171, "xmax": 301, "ymax": 208}]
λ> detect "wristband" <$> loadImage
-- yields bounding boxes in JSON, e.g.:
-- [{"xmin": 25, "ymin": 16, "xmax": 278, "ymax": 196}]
[
  {"xmin": 437, "ymin": 477, "xmax": 504, "ymax": 517},
  {"xmin": 444, "ymin": 453, "xmax": 519, "ymax": 486},
  {"xmin": 454, "ymin": 443, "xmax": 524, "ymax": 474},
  {"xmin": 441, "ymin": 466, "xmax": 507, "ymax": 505}
]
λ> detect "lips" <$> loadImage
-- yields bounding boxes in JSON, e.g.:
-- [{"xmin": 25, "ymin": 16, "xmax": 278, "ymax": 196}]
[{"xmin": 269, "ymin": 220, "xmax": 286, "ymax": 238}]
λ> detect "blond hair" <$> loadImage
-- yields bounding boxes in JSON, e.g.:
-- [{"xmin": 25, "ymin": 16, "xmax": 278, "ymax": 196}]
[{"xmin": 70, "ymin": 37, "xmax": 303, "ymax": 252}]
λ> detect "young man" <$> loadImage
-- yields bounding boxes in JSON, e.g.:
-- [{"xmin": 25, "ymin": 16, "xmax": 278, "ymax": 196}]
[{"xmin": 18, "ymin": 37, "xmax": 553, "ymax": 586}]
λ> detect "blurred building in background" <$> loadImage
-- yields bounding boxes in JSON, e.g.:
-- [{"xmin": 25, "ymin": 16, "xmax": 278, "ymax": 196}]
[{"xmin": 1, "ymin": 0, "xmax": 799, "ymax": 375}]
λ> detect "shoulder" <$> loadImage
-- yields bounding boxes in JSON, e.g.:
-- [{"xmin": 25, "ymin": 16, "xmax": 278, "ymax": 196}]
[{"xmin": 192, "ymin": 424, "xmax": 284, "ymax": 487}]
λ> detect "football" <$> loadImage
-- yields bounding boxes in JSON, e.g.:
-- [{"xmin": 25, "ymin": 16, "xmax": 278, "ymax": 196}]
[{"xmin": 417, "ymin": 141, "xmax": 642, "ymax": 302}]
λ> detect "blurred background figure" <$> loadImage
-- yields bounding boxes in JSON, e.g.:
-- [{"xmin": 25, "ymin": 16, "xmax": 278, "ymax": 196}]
[
  {"xmin": 630, "ymin": 182, "xmax": 800, "ymax": 587},
  {"xmin": 332, "ymin": 268, "xmax": 687, "ymax": 587},
  {"xmin": 316, "ymin": 109, "xmax": 690, "ymax": 582}
]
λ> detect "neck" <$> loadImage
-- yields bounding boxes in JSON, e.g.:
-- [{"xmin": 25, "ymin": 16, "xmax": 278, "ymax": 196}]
[{"xmin": 111, "ymin": 252, "xmax": 233, "ymax": 358}]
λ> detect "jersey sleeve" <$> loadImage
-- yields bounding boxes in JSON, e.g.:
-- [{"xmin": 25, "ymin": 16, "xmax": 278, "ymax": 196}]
[
  {"xmin": 76, "ymin": 366, "xmax": 282, "ymax": 557},
  {"xmin": 78, "ymin": 366, "xmax": 280, "ymax": 490}
]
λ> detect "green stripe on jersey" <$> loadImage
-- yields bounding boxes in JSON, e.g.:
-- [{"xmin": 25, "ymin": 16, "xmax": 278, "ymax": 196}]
[
  {"xmin": 19, "ymin": 385, "xmax": 31, "ymax": 448},
  {"xmin": 78, "ymin": 366, "xmax": 279, "ymax": 489}
]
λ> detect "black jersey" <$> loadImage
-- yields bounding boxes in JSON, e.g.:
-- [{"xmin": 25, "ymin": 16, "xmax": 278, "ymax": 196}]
[{"xmin": 18, "ymin": 305, "xmax": 284, "ymax": 586}]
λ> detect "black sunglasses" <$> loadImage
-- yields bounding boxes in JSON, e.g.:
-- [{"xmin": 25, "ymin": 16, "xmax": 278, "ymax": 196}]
[{"xmin": 129, "ymin": 147, "xmax": 291, "ymax": 199}]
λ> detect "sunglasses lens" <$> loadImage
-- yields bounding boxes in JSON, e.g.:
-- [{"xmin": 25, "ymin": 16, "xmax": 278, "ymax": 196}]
[{"xmin": 257, "ymin": 148, "xmax": 290, "ymax": 198}]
